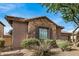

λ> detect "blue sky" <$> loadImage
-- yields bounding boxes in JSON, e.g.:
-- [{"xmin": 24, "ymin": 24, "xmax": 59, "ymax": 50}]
[{"xmin": 0, "ymin": 3, "xmax": 76, "ymax": 34}]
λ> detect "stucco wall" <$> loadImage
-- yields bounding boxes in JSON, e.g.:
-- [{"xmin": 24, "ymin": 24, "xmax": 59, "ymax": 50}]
[
  {"xmin": 4, "ymin": 35, "xmax": 12, "ymax": 47},
  {"xmin": 28, "ymin": 18, "xmax": 59, "ymax": 39},
  {"xmin": 60, "ymin": 33, "xmax": 71, "ymax": 41},
  {"xmin": 0, "ymin": 23, "xmax": 4, "ymax": 37},
  {"xmin": 56, "ymin": 27, "xmax": 61, "ymax": 39},
  {"xmin": 12, "ymin": 21, "xmax": 28, "ymax": 48}
]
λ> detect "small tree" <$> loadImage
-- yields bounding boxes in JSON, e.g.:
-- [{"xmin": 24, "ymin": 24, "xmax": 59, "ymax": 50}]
[
  {"xmin": 21, "ymin": 38, "xmax": 57, "ymax": 56},
  {"xmin": 42, "ymin": 3, "xmax": 79, "ymax": 45}
]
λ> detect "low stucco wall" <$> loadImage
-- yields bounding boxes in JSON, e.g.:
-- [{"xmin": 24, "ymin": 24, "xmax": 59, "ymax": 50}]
[{"xmin": 4, "ymin": 35, "xmax": 12, "ymax": 47}]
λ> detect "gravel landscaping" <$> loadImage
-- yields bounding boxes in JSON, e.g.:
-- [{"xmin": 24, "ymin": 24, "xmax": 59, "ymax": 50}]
[{"xmin": 1, "ymin": 47, "xmax": 79, "ymax": 56}]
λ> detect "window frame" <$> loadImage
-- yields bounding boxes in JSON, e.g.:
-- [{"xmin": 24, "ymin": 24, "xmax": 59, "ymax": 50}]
[{"xmin": 36, "ymin": 26, "xmax": 50, "ymax": 39}]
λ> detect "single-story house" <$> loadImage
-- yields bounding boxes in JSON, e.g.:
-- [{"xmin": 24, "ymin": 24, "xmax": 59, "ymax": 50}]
[
  {"xmin": 0, "ymin": 21, "xmax": 5, "ymax": 38},
  {"xmin": 5, "ymin": 16, "xmax": 64, "ymax": 48}
]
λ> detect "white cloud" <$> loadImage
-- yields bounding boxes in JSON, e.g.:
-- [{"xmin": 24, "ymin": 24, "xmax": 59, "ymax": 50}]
[
  {"xmin": 0, "ymin": 4, "xmax": 15, "ymax": 11},
  {"xmin": 61, "ymin": 29, "xmax": 73, "ymax": 33},
  {"xmin": 62, "ymin": 27, "xmax": 79, "ymax": 33},
  {"xmin": 63, "ymin": 30, "xmax": 73, "ymax": 33},
  {"xmin": 0, "ymin": 4, "xmax": 24, "ymax": 12}
]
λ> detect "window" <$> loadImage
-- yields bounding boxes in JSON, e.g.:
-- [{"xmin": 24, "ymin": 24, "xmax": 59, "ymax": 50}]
[{"xmin": 38, "ymin": 28, "xmax": 48, "ymax": 39}]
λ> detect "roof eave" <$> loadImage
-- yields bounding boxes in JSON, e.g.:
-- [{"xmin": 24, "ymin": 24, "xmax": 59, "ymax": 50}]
[
  {"xmin": 5, "ymin": 16, "xmax": 64, "ymax": 29},
  {"xmin": 5, "ymin": 16, "xmax": 13, "ymax": 26},
  {"xmin": 44, "ymin": 16, "xmax": 64, "ymax": 29},
  {"xmin": 0, "ymin": 22, "xmax": 5, "ymax": 26},
  {"xmin": 5, "ymin": 16, "xmax": 26, "ymax": 26}
]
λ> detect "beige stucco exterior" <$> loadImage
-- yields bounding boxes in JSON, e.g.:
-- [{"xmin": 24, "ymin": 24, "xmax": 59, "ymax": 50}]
[{"xmin": 12, "ymin": 21, "xmax": 28, "ymax": 48}]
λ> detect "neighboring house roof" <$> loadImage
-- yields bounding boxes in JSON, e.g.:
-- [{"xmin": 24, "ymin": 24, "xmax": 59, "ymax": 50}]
[
  {"xmin": 0, "ymin": 21, "xmax": 5, "ymax": 26},
  {"xmin": 3, "ymin": 35, "xmax": 11, "ymax": 38},
  {"xmin": 5, "ymin": 16, "xmax": 64, "ymax": 29},
  {"xmin": 61, "ymin": 32, "xmax": 72, "ymax": 36}
]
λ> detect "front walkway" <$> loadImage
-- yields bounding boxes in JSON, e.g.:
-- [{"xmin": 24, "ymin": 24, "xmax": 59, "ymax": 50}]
[{"xmin": 0, "ymin": 49, "xmax": 34, "ymax": 56}]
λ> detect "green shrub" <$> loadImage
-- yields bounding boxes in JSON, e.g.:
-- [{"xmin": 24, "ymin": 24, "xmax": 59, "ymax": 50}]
[
  {"xmin": 34, "ymin": 39, "xmax": 57, "ymax": 56},
  {"xmin": 21, "ymin": 38, "xmax": 40, "ymax": 49},
  {"xmin": 56, "ymin": 40, "xmax": 71, "ymax": 51},
  {"xmin": 0, "ymin": 38, "xmax": 5, "ymax": 48},
  {"xmin": 41, "ymin": 39, "xmax": 57, "ymax": 48},
  {"xmin": 21, "ymin": 38, "xmax": 57, "ymax": 56},
  {"xmin": 48, "ymin": 40, "xmax": 57, "ymax": 48}
]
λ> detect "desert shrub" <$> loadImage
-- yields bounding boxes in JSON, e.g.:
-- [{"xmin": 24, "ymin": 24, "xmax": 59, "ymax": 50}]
[
  {"xmin": 34, "ymin": 39, "xmax": 57, "ymax": 56},
  {"xmin": 21, "ymin": 38, "xmax": 40, "ymax": 49},
  {"xmin": 0, "ymin": 38, "xmax": 5, "ymax": 48},
  {"xmin": 56, "ymin": 40, "xmax": 71, "ymax": 51},
  {"xmin": 21, "ymin": 38, "xmax": 57, "ymax": 56},
  {"xmin": 39, "ymin": 39, "xmax": 57, "ymax": 50},
  {"xmin": 48, "ymin": 40, "xmax": 57, "ymax": 48}
]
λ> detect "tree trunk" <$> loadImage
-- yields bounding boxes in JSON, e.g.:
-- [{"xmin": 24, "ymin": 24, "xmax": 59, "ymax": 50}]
[{"xmin": 72, "ymin": 27, "xmax": 79, "ymax": 46}]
